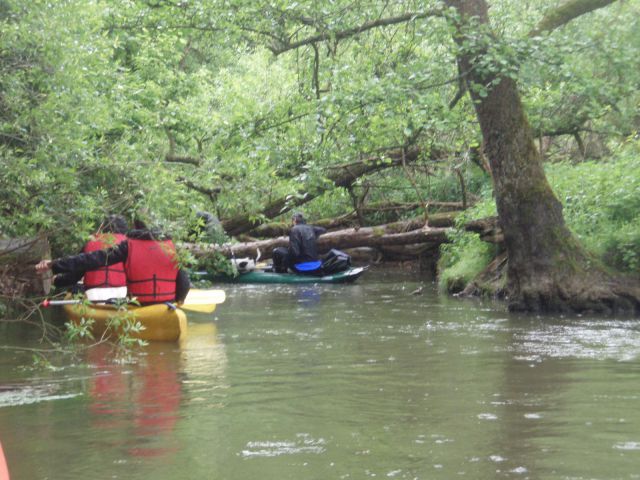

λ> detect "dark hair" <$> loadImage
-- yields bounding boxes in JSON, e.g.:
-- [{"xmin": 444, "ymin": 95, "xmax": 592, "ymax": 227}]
[
  {"xmin": 102, "ymin": 215, "xmax": 128, "ymax": 234},
  {"xmin": 292, "ymin": 212, "xmax": 306, "ymax": 224},
  {"xmin": 133, "ymin": 218, "xmax": 148, "ymax": 230}
]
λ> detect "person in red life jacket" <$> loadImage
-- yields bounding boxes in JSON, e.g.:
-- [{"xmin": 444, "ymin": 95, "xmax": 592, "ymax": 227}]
[
  {"xmin": 83, "ymin": 215, "xmax": 128, "ymax": 291},
  {"xmin": 36, "ymin": 219, "xmax": 190, "ymax": 304},
  {"xmin": 53, "ymin": 215, "xmax": 129, "ymax": 296}
]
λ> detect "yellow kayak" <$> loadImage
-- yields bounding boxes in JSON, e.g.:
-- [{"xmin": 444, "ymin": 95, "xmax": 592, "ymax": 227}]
[
  {"xmin": 61, "ymin": 288, "xmax": 225, "ymax": 342},
  {"xmin": 64, "ymin": 301, "xmax": 188, "ymax": 342}
]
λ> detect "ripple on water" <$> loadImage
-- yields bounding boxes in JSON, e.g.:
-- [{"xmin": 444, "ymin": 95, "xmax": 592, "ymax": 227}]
[
  {"xmin": 513, "ymin": 320, "xmax": 640, "ymax": 361},
  {"xmin": 240, "ymin": 433, "xmax": 326, "ymax": 458},
  {"xmin": 0, "ymin": 384, "xmax": 81, "ymax": 408},
  {"xmin": 477, "ymin": 413, "xmax": 498, "ymax": 421},
  {"xmin": 613, "ymin": 442, "xmax": 640, "ymax": 451}
]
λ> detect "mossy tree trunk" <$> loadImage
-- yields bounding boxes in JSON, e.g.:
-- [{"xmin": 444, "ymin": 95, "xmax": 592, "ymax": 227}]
[{"xmin": 446, "ymin": 0, "xmax": 639, "ymax": 313}]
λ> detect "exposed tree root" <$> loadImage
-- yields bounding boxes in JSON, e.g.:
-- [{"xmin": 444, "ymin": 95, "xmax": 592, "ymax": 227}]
[{"xmin": 460, "ymin": 252, "xmax": 640, "ymax": 315}]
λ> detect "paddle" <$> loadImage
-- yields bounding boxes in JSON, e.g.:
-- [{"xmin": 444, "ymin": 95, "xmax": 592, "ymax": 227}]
[
  {"xmin": 180, "ymin": 288, "xmax": 226, "ymax": 313},
  {"xmin": 41, "ymin": 288, "xmax": 226, "ymax": 314}
]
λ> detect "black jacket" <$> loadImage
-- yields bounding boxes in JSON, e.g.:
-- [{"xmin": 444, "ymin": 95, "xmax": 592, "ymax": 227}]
[
  {"xmin": 51, "ymin": 229, "xmax": 190, "ymax": 302},
  {"xmin": 288, "ymin": 223, "xmax": 326, "ymax": 264}
]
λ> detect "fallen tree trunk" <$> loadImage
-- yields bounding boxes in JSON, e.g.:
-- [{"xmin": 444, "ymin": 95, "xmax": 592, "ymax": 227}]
[
  {"xmin": 249, "ymin": 211, "xmax": 460, "ymax": 238},
  {"xmin": 183, "ymin": 214, "xmax": 504, "ymax": 263},
  {"xmin": 182, "ymin": 223, "xmax": 450, "ymax": 260}
]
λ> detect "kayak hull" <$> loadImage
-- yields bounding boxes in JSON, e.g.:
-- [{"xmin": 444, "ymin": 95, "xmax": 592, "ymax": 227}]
[
  {"xmin": 63, "ymin": 302, "xmax": 188, "ymax": 342},
  {"xmin": 195, "ymin": 266, "xmax": 366, "ymax": 284}
]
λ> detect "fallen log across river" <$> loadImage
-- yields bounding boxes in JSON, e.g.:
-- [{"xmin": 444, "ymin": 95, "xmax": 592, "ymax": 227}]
[{"xmin": 181, "ymin": 222, "xmax": 452, "ymax": 260}]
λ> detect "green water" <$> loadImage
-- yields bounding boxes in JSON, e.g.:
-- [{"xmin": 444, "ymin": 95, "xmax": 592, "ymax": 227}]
[{"xmin": 1, "ymin": 270, "xmax": 640, "ymax": 479}]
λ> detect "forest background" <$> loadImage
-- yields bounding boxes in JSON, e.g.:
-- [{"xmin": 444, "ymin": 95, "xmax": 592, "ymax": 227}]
[{"xmin": 1, "ymin": 0, "xmax": 639, "ymax": 312}]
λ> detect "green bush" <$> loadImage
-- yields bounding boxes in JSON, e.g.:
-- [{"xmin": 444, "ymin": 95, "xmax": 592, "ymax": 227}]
[
  {"xmin": 437, "ymin": 231, "xmax": 497, "ymax": 294},
  {"xmin": 547, "ymin": 141, "xmax": 640, "ymax": 272}
]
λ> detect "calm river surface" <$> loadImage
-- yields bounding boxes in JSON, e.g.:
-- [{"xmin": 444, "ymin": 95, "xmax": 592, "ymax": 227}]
[{"xmin": 1, "ymin": 269, "xmax": 640, "ymax": 479}]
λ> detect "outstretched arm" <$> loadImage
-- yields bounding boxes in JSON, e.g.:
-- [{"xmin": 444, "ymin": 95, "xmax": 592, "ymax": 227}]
[{"xmin": 36, "ymin": 242, "xmax": 128, "ymax": 277}]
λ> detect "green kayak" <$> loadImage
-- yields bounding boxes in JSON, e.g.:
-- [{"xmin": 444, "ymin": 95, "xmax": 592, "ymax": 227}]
[{"xmin": 193, "ymin": 266, "xmax": 367, "ymax": 284}]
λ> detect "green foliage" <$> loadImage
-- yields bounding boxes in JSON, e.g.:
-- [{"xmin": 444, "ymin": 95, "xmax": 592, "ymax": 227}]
[
  {"xmin": 546, "ymin": 141, "xmax": 640, "ymax": 272},
  {"xmin": 190, "ymin": 248, "xmax": 236, "ymax": 288},
  {"xmin": 437, "ymin": 231, "xmax": 497, "ymax": 294},
  {"xmin": 64, "ymin": 317, "xmax": 95, "ymax": 342},
  {"xmin": 437, "ymin": 184, "xmax": 498, "ymax": 294},
  {"xmin": 193, "ymin": 250, "xmax": 236, "ymax": 280}
]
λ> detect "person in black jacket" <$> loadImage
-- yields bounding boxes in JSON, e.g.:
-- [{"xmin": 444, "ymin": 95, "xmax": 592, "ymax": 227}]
[
  {"xmin": 53, "ymin": 214, "xmax": 129, "ymax": 291},
  {"xmin": 36, "ymin": 221, "xmax": 190, "ymax": 303},
  {"xmin": 272, "ymin": 212, "xmax": 326, "ymax": 274}
]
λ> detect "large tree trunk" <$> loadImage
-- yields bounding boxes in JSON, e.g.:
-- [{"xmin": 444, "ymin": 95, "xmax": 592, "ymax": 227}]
[{"xmin": 447, "ymin": 0, "xmax": 639, "ymax": 313}]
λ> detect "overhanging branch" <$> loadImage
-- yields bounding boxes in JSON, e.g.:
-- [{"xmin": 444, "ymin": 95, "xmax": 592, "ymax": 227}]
[
  {"xmin": 270, "ymin": 9, "xmax": 446, "ymax": 55},
  {"xmin": 530, "ymin": 0, "xmax": 618, "ymax": 36}
]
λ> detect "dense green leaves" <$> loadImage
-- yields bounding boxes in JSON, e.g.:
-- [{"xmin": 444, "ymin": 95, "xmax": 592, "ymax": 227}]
[{"xmin": 0, "ymin": 0, "xmax": 637, "ymax": 265}]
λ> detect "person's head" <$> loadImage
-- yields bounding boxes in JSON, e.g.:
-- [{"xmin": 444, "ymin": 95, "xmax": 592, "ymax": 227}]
[
  {"xmin": 292, "ymin": 212, "xmax": 306, "ymax": 225},
  {"xmin": 132, "ymin": 208, "xmax": 152, "ymax": 231},
  {"xmin": 133, "ymin": 218, "xmax": 148, "ymax": 230},
  {"xmin": 102, "ymin": 215, "xmax": 128, "ymax": 234}
]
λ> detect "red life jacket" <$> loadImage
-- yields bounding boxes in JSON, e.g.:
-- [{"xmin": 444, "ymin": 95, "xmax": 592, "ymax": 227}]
[
  {"xmin": 125, "ymin": 238, "xmax": 178, "ymax": 304},
  {"xmin": 83, "ymin": 233, "xmax": 127, "ymax": 288}
]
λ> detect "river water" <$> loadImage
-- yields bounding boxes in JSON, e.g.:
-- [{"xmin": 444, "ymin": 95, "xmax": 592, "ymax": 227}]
[{"xmin": 1, "ymin": 269, "xmax": 640, "ymax": 480}]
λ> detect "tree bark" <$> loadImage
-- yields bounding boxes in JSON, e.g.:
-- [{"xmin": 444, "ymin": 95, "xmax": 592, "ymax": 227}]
[{"xmin": 446, "ymin": 0, "xmax": 639, "ymax": 313}]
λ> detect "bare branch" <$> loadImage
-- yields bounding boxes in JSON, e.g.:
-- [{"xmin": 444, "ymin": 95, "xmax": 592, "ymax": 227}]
[{"xmin": 270, "ymin": 9, "xmax": 446, "ymax": 55}]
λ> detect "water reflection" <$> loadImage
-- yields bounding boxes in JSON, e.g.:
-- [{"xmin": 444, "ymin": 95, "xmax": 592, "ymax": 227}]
[
  {"xmin": 295, "ymin": 288, "xmax": 322, "ymax": 307},
  {"xmin": 84, "ymin": 321, "xmax": 227, "ymax": 461},
  {"xmin": 86, "ymin": 343, "xmax": 182, "ymax": 458}
]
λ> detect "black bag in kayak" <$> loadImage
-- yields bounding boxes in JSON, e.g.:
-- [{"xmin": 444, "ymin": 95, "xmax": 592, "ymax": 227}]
[{"xmin": 321, "ymin": 249, "xmax": 351, "ymax": 274}]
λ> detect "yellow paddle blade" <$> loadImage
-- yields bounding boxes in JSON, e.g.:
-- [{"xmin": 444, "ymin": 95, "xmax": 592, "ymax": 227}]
[
  {"xmin": 178, "ymin": 288, "xmax": 226, "ymax": 314},
  {"xmin": 185, "ymin": 288, "xmax": 226, "ymax": 305},
  {"xmin": 180, "ymin": 303, "xmax": 218, "ymax": 314}
]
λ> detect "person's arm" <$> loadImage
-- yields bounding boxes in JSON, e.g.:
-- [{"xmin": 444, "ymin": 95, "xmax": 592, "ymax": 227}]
[
  {"xmin": 51, "ymin": 241, "xmax": 128, "ymax": 276},
  {"xmin": 313, "ymin": 225, "xmax": 327, "ymax": 237},
  {"xmin": 175, "ymin": 269, "xmax": 191, "ymax": 303}
]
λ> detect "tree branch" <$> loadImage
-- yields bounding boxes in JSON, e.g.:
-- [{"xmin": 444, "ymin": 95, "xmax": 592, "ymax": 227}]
[
  {"xmin": 164, "ymin": 126, "xmax": 202, "ymax": 166},
  {"xmin": 221, "ymin": 144, "xmax": 444, "ymax": 236},
  {"xmin": 270, "ymin": 9, "xmax": 445, "ymax": 55},
  {"xmin": 165, "ymin": 154, "xmax": 202, "ymax": 166},
  {"xmin": 178, "ymin": 178, "xmax": 222, "ymax": 202},
  {"xmin": 530, "ymin": 0, "xmax": 619, "ymax": 36}
]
